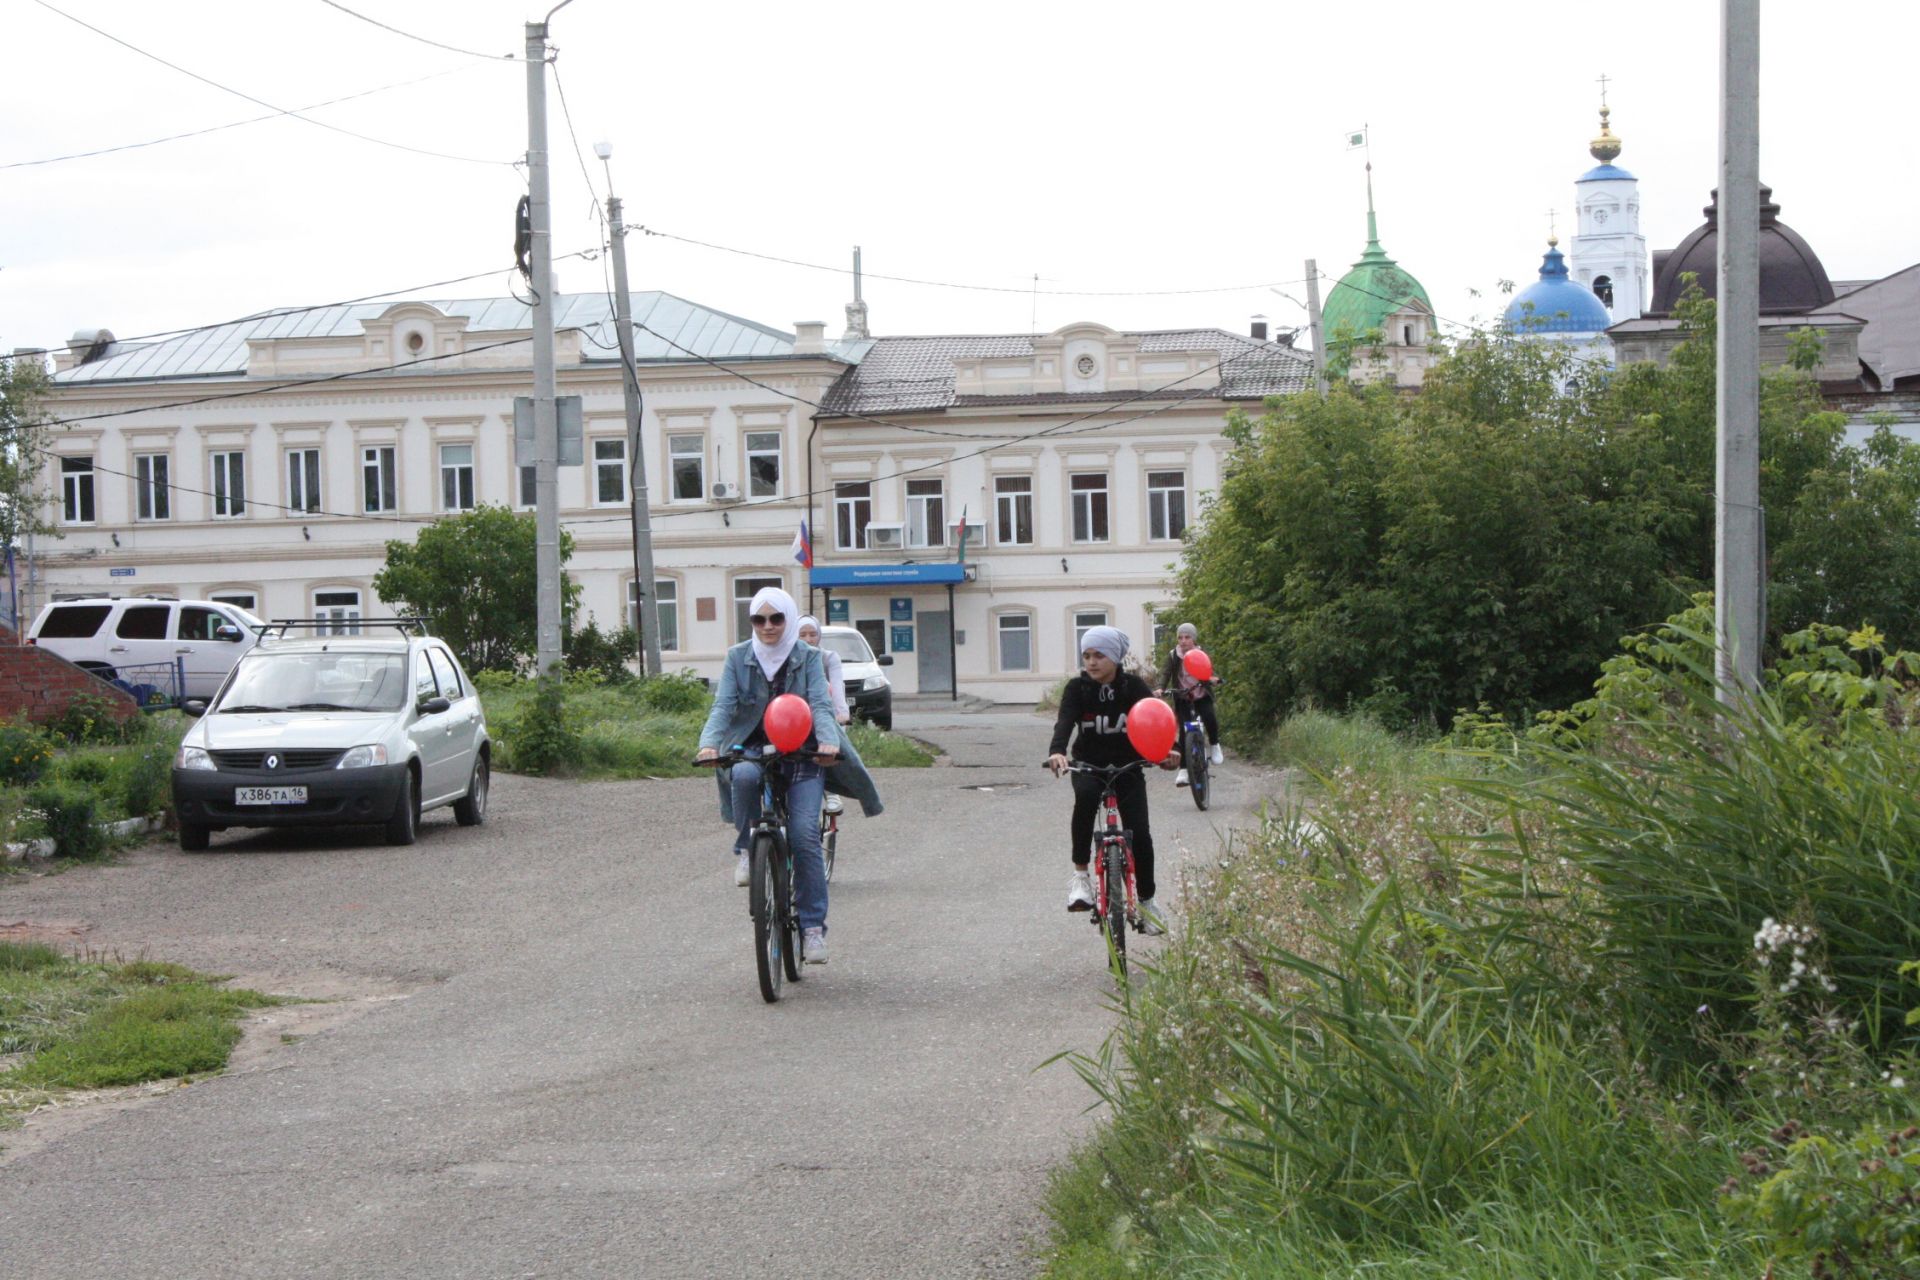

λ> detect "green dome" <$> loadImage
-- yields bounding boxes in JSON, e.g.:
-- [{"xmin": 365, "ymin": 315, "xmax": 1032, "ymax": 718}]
[{"xmin": 1322, "ymin": 206, "xmax": 1432, "ymax": 341}]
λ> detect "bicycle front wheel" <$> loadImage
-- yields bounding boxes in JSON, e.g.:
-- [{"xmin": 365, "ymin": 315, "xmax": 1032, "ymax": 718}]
[
  {"xmin": 1187, "ymin": 727, "xmax": 1210, "ymax": 811},
  {"xmin": 822, "ymin": 813, "xmax": 838, "ymax": 883},
  {"xmin": 779, "ymin": 834, "xmax": 803, "ymax": 983},
  {"xmin": 750, "ymin": 832, "xmax": 785, "ymax": 1003},
  {"xmin": 1101, "ymin": 839, "xmax": 1129, "ymax": 981}
]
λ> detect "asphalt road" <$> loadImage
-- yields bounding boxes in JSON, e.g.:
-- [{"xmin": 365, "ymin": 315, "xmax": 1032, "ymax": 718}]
[{"xmin": 0, "ymin": 702, "xmax": 1274, "ymax": 1279}]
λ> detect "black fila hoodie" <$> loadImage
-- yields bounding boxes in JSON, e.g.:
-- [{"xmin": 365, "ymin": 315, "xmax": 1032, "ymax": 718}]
[{"xmin": 1049, "ymin": 672, "xmax": 1157, "ymax": 766}]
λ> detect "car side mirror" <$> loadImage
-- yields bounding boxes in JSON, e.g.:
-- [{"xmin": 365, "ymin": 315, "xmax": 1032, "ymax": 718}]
[
  {"xmin": 181, "ymin": 698, "xmax": 208, "ymax": 718},
  {"xmin": 418, "ymin": 695, "xmax": 452, "ymax": 715},
  {"xmin": 215, "ymin": 626, "xmax": 243, "ymax": 642},
  {"xmin": 876, "ymin": 654, "xmax": 894, "ymax": 667}
]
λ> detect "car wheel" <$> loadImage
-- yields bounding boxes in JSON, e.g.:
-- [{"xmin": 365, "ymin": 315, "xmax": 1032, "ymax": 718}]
[
  {"xmin": 385, "ymin": 768, "xmax": 419, "ymax": 846},
  {"xmin": 453, "ymin": 754, "xmax": 489, "ymax": 827},
  {"xmin": 178, "ymin": 822, "xmax": 210, "ymax": 852}
]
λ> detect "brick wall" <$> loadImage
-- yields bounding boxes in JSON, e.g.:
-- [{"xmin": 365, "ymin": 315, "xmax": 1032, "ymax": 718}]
[{"xmin": 0, "ymin": 624, "xmax": 141, "ymax": 726}]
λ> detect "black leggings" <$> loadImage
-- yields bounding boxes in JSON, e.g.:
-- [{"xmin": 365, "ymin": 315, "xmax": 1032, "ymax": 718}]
[
  {"xmin": 1070, "ymin": 767, "xmax": 1156, "ymax": 900},
  {"xmin": 1173, "ymin": 694, "xmax": 1219, "ymax": 768}
]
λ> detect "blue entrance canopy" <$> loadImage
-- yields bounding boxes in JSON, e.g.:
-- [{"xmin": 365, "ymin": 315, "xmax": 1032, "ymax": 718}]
[{"xmin": 809, "ymin": 563, "xmax": 966, "ymax": 587}]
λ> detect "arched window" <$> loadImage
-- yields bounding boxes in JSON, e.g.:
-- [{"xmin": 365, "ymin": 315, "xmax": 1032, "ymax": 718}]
[{"xmin": 1593, "ymin": 275, "xmax": 1614, "ymax": 309}]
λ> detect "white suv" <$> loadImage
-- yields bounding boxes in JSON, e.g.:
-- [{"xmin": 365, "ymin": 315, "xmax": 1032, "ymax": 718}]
[{"xmin": 27, "ymin": 596, "xmax": 264, "ymax": 701}]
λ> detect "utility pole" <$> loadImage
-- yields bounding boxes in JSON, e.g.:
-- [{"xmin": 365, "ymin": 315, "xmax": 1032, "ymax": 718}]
[
  {"xmin": 597, "ymin": 144, "xmax": 663, "ymax": 676},
  {"xmin": 1304, "ymin": 258, "xmax": 1328, "ymax": 394},
  {"xmin": 1716, "ymin": 0, "xmax": 1763, "ymax": 703},
  {"xmin": 525, "ymin": 19, "xmax": 562, "ymax": 674}
]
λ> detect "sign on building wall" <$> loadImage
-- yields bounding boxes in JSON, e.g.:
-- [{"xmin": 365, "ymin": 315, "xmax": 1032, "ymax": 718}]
[
  {"xmin": 891, "ymin": 625, "xmax": 915, "ymax": 653},
  {"xmin": 827, "ymin": 599, "xmax": 849, "ymax": 623},
  {"xmin": 890, "ymin": 597, "xmax": 913, "ymax": 621}
]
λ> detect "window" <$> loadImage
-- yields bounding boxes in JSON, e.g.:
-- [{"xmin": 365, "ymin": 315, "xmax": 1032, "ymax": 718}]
[
  {"xmin": 210, "ymin": 592, "xmax": 258, "ymax": 613},
  {"xmin": 1151, "ymin": 611, "xmax": 1173, "ymax": 654},
  {"xmin": 426, "ymin": 647, "xmax": 462, "ymax": 698},
  {"xmin": 211, "ymin": 451, "xmax": 246, "ymax": 518},
  {"xmin": 517, "ymin": 464, "xmax": 537, "ymax": 509},
  {"xmin": 60, "ymin": 456, "xmax": 95, "ymax": 524},
  {"xmin": 733, "ymin": 575, "xmax": 782, "ymax": 644},
  {"xmin": 1147, "ymin": 470, "xmax": 1187, "ymax": 541},
  {"xmin": 631, "ymin": 579, "xmax": 679, "ymax": 652},
  {"xmin": 116, "ymin": 604, "xmax": 171, "ymax": 640},
  {"xmin": 315, "ymin": 589, "xmax": 361, "ymax": 635},
  {"xmin": 440, "ymin": 443, "xmax": 475, "ymax": 512},
  {"xmin": 177, "ymin": 606, "xmax": 232, "ymax": 641},
  {"xmin": 362, "ymin": 446, "xmax": 396, "ymax": 514},
  {"xmin": 1073, "ymin": 609, "xmax": 1109, "ymax": 664},
  {"xmin": 855, "ymin": 618, "xmax": 887, "ymax": 658},
  {"xmin": 36, "ymin": 604, "xmax": 110, "ymax": 637},
  {"xmin": 593, "ymin": 438, "xmax": 627, "ymax": 506},
  {"xmin": 995, "ymin": 475, "xmax": 1033, "ymax": 546},
  {"xmin": 1070, "ymin": 473, "xmax": 1109, "ymax": 543},
  {"xmin": 906, "ymin": 478, "xmax": 945, "ymax": 548},
  {"xmin": 287, "ymin": 448, "xmax": 321, "ymax": 516},
  {"xmin": 746, "ymin": 431, "xmax": 781, "ymax": 498},
  {"xmin": 669, "ymin": 434, "xmax": 705, "ymax": 502},
  {"xmin": 135, "ymin": 453, "xmax": 170, "ymax": 521},
  {"xmin": 414, "ymin": 652, "xmax": 439, "ymax": 703},
  {"xmin": 997, "ymin": 613, "xmax": 1033, "ymax": 672},
  {"xmin": 835, "ymin": 481, "xmax": 872, "ymax": 550},
  {"xmin": 1593, "ymin": 274, "xmax": 1615, "ymax": 308}
]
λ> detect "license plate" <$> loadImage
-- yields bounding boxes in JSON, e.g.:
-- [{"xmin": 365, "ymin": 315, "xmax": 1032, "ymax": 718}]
[{"xmin": 235, "ymin": 786, "xmax": 307, "ymax": 805}]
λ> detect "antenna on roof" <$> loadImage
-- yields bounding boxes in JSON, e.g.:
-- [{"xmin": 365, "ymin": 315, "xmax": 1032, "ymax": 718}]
[{"xmin": 843, "ymin": 245, "xmax": 870, "ymax": 340}]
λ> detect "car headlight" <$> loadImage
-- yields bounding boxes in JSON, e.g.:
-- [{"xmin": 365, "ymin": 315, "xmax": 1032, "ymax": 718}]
[
  {"xmin": 175, "ymin": 745, "xmax": 215, "ymax": 771},
  {"xmin": 336, "ymin": 744, "xmax": 390, "ymax": 769}
]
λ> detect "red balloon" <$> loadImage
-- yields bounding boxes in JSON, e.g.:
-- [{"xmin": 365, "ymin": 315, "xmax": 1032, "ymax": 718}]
[
  {"xmin": 1126, "ymin": 696, "xmax": 1178, "ymax": 763},
  {"xmin": 1182, "ymin": 648, "xmax": 1214, "ymax": 682},
  {"xmin": 763, "ymin": 693, "xmax": 813, "ymax": 753}
]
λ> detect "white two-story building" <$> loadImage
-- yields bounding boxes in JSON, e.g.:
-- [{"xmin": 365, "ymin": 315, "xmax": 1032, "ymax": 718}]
[{"xmin": 27, "ymin": 292, "xmax": 1309, "ymax": 701}]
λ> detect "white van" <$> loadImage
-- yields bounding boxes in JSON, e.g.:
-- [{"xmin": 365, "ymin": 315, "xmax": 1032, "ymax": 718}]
[{"xmin": 26, "ymin": 596, "xmax": 265, "ymax": 701}]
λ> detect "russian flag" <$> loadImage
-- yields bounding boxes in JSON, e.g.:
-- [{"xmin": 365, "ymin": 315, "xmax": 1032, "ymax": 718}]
[{"xmin": 791, "ymin": 518, "xmax": 813, "ymax": 569}]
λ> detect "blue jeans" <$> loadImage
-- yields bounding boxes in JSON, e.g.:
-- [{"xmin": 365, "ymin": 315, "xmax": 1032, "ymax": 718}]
[{"xmin": 729, "ymin": 759, "xmax": 828, "ymax": 933}]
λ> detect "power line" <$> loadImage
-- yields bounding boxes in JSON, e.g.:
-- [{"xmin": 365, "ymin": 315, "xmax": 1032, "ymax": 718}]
[
  {"xmin": 32, "ymin": 0, "xmax": 514, "ymax": 168},
  {"xmin": 314, "ymin": 0, "xmax": 522, "ymax": 61},
  {"xmin": 637, "ymin": 226, "xmax": 1316, "ymax": 298},
  {"xmin": 2, "ymin": 63, "xmax": 491, "ymax": 170}
]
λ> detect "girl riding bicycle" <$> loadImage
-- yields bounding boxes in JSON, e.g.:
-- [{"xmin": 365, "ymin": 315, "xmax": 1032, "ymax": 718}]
[
  {"xmin": 1046, "ymin": 626, "xmax": 1177, "ymax": 931},
  {"xmin": 697, "ymin": 587, "xmax": 882, "ymax": 964},
  {"xmin": 1158, "ymin": 622, "xmax": 1222, "ymax": 786}
]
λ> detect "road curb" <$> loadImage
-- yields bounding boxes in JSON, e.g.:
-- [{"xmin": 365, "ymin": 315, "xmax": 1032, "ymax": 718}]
[{"xmin": 3, "ymin": 814, "xmax": 167, "ymax": 864}]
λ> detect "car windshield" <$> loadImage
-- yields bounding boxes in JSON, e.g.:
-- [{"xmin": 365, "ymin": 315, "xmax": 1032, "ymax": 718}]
[
  {"xmin": 216, "ymin": 651, "xmax": 408, "ymax": 713},
  {"xmin": 820, "ymin": 631, "xmax": 875, "ymax": 663}
]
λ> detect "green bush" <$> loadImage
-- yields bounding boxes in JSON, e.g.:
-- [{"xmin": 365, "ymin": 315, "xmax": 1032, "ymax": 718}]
[
  {"xmin": 563, "ymin": 617, "xmax": 639, "ymax": 684},
  {"xmin": 503, "ymin": 670, "xmax": 580, "ymax": 775},
  {"xmin": 58, "ymin": 753, "xmax": 113, "ymax": 786},
  {"xmin": 27, "ymin": 780, "xmax": 106, "ymax": 860},
  {"xmin": 116, "ymin": 743, "xmax": 173, "ymax": 818},
  {"xmin": 472, "ymin": 668, "xmax": 520, "ymax": 695},
  {"xmin": 0, "ymin": 720, "xmax": 58, "ymax": 785},
  {"xmin": 635, "ymin": 670, "xmax": 711, "ymax": 715},
  {"xmin": 42, "ymin": 690, "xmax": 135, "ymax": 746}
]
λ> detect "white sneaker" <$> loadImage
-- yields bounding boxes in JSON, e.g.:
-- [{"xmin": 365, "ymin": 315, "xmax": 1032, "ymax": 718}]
[
  {"xmin": 734, "ymin": 851, "xmax": 751, "ymax": 887},
  {"xmin": 1137, "ymin": 898, "xmax": 1166, "ymax": 936},
  {"xmin": 1174, "ymin": 769, "xmax": 1190, "ymax": 788},
  {"xmin": 803, "ymin": 927, "xmax": 828, "ymax": 963},
  {"xmin": 1066, "ymin": 869, "xmax": 1095, "ymax": 912},
  {"xmin": 822, "ymin": 793, "xmax": 844, "ymax": 815},
  {"xmin": 1210, "ymin": 744, "xmax": 1224, "ymax": 765}
]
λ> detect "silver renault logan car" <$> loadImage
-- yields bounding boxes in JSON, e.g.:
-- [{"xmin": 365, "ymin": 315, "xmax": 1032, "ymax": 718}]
[{"xmin": 171, "ymin": 628, "xmax": 490, "ymax": 850}]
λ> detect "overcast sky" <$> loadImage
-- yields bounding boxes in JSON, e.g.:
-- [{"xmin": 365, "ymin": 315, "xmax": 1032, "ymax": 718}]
[{"xmin": 4, "ymin": 0, "xmax": 1915, "ymax": 360}]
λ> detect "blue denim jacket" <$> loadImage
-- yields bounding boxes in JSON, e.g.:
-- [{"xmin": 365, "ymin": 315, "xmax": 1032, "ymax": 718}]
[{"xmin": 700, "ymin": 641, "xmax": 884, "ymax": 820}]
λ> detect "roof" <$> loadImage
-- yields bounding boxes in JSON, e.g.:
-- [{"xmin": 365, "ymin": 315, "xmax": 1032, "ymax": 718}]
[
  {"xmin": 1321, "ymin": 208, "xmax": 1432, "ymax": 341},
  {"xmin": 1505, "ymin": 245, "xmax": 1612, "ymax": 334},
  {"xmin": 1577, "ymin": 163, "xmax": 1637, "ymax": 182},
  {"xmin": 52, "ymin": 292, "xmax": 860, "ymax": 385},
  {"xmin": 818, "ymin": 329, "xmax": 1311, "ymax": 417},
  {"xmin": 1649, "ymin": 184, "xmax": 1836, "ymax": 315},
  {"xmin": 1825, "ymin": 262, "xmax": 1920, "ymax": 388}
]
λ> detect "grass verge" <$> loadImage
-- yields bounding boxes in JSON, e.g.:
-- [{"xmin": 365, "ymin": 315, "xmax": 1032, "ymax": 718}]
[{"xmin": 0, "ymin": 941, "xmax": 281, "ymax": 1123}]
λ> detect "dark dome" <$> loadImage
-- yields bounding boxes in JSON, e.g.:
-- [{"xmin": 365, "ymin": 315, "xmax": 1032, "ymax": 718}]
[{"xmin": 1649, "ymin": 184, "xmax": 1835, "ymax": 315}]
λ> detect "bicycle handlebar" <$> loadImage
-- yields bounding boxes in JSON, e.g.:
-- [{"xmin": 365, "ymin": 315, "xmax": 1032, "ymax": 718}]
[
  {"xmin": 1042, "ymin": 758, "xmax": 1151, "ymax": 780},
  {"xmin": 693, "ymin": 744, "xmax": 841, "ymax": 767}
]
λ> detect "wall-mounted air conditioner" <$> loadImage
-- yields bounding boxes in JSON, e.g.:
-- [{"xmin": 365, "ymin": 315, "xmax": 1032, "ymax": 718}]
[
  {"xmin": 712, "ymin": 481, "xmax": 742, "ymax": 502},
  {"xmin": 955, "ymin": 520, "xmax": 986, "ymax": 548},
  {"xmin": 866, "ymin": 522, "xmax": 905, "ymax": 552}
]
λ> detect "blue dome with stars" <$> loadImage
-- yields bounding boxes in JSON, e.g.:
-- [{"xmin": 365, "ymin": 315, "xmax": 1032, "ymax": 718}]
[{"xmin": 1504, "ymin": 242, "xmax": 1612, "ymax": 334}]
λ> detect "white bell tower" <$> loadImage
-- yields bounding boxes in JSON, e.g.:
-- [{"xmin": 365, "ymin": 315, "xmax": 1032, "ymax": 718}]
[{"xmin": 1565, "ymin": 79, "xmax": 1649, "ymax": 324}]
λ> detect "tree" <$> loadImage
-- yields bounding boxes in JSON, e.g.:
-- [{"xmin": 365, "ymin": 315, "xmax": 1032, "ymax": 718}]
[
  {"xmin": 0, "ymin": 355, "xmax": 56, "ymax": 632},
  {"xmin": 371, "ymin": 505, "xmax": 580, "ymax": 674}
]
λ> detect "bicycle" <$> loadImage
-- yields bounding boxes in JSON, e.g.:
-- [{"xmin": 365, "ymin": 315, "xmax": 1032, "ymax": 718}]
[
  {"xmin": 1047, "ymin": 758, "xmax": 1151, "ymax": 980},
  {"xmin": 821, "ymin": 798, "xmax": 840, "ymax": 882},
  {"xmin": 1170, "ymin": 678, "xmax": 1222, "ymax": 812},
  {"xmin": 696, "ymin": 744, "xmax": 825, "ymax": 1003}
]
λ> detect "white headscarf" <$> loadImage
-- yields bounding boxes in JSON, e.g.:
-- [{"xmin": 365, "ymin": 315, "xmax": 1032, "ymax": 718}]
[
  {"xmin": 748, "ymin": 585, "xmax": 802, "ymax": 682},
  {"xmin": 796, "ymin": 615, "xmax": 821, "ymax": 638}
]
